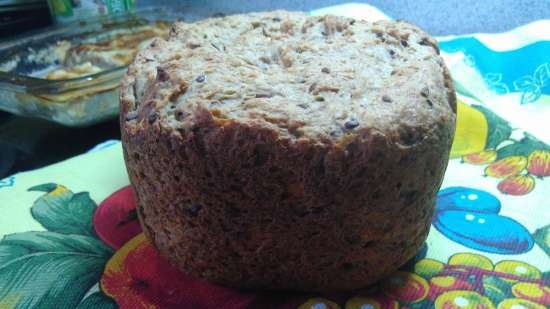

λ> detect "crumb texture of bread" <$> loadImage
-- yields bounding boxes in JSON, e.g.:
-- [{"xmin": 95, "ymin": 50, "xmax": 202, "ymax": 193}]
[{"xmin": 120, "ymin": 10, "xmax": 456, "ymax": 292}]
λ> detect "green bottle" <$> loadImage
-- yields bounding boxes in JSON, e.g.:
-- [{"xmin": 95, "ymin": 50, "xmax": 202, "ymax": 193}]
[{"xmin": 48, "ymin": 0, "xmax": 136, "ymax": 23}]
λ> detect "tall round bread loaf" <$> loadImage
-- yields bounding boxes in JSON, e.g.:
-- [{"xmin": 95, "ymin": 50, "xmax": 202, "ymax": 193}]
[{"xmin": 120, "ymin": 11, "xmax": 456, "ymax": 292}]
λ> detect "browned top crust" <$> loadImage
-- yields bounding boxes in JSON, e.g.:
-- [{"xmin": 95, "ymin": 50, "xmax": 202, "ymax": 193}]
[{"xmin": 121, "ymin": 11, "xmax": 455, "ymax": 147}]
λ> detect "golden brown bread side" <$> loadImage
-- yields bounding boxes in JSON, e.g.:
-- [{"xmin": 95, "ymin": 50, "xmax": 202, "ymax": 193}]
[{"xmin": 120, "ymin": 11, "xmax": 456, "ymax": 291}]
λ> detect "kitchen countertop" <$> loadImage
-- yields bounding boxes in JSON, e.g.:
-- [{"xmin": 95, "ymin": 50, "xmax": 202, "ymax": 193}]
[{"xmin": 1, "ymin": 0, "xmax": 548, "ymax": 178}]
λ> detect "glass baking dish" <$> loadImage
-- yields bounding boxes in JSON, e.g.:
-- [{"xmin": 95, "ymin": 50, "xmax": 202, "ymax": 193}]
[{"xmin": 0, "ymin": 7, "xmax": 194, "ymax": 127}]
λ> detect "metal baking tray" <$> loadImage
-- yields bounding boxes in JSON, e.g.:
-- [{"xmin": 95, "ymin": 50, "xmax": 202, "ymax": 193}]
[{"xmin": 0, "ymin": 7, "xmax": 191, "ymax": 127}]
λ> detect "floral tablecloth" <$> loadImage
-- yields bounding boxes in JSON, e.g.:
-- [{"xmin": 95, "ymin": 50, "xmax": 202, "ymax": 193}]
[{"xmin": 1, "ymin": 4, "xmax": 549, "ymax": 309}]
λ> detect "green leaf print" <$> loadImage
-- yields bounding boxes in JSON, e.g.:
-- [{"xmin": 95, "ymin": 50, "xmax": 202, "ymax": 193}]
[
  {"xmin": 533, "ymin": 224, "xmax": 550, "ymax": 256},
  {"xmin": 29, "ymin": 183, "xmax": 97, "ymax": 237},
  {"xmin": 27, "ymin": 183, "xmax": 58, "ymax": 192},
  {"xmin": 496, "ymin": 133, "xmax": 550, "ymax": 160},
  {"xmin": 482, "ymin": 276, "xmax": 510, "ymax": 305},
  {"xmin": 471, "ymin": 105, "xmax": 512, "ymax": 150},
  {"xmin": 0, "ymin": 231, "xmax": 112, "ymax": 309},
  {"xmin": 76, "ymin": 291, "xmax": 117, "ymax": 309},
  {"xmin": 0, "ymin": 245, "xmax": 28, "ymax": 265}
]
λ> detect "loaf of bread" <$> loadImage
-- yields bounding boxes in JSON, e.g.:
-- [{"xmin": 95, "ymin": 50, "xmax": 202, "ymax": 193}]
[{"xmin": 120, "ymin": 11, "xmax": 456, "ymax": 291}]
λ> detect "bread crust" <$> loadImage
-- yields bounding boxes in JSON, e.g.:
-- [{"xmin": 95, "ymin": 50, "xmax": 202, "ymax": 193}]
[{"xmin": 120, "ymin": 11, "xmax": 456, "ymax": 291}]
